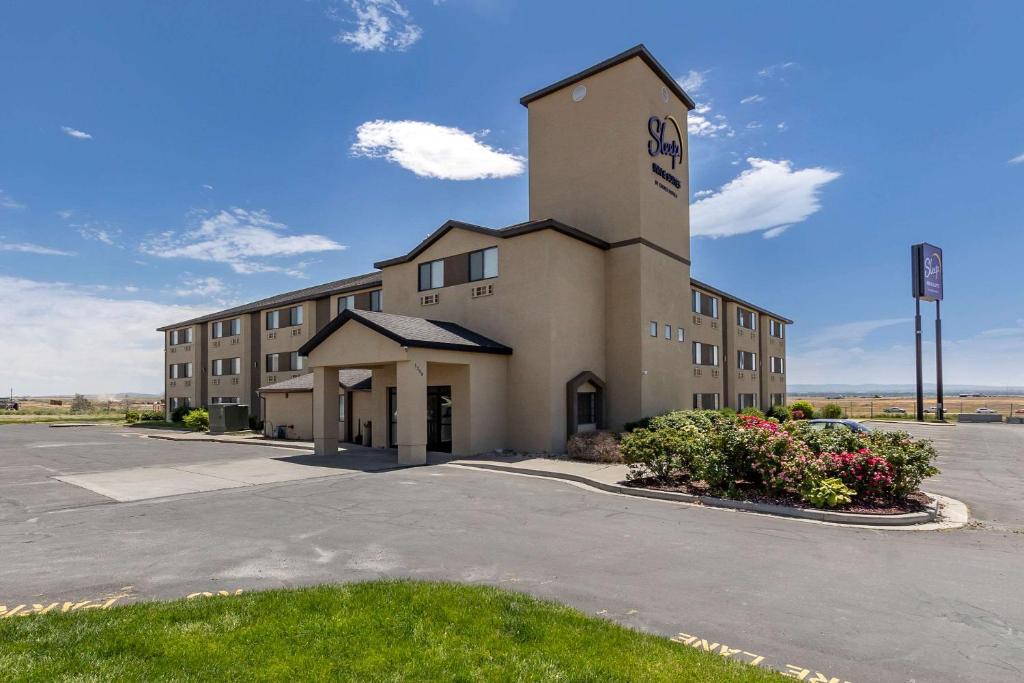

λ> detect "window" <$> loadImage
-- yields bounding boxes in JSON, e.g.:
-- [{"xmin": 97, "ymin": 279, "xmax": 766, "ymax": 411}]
[
  {"xmin": 168, "ymin": 397, "xmax": 191, "ymax": 411},
  {"xmin": 169, "ymin": 327, "xmax": 193, "ymax": 345},
  {"xmin": 650, "ymin": 321, "xmax": 658, "ymax": 337},
  {"xmin": 692, "ymin": 290, "xmax": 719, "ymax": 318},
  {"xmin": 212, "ymin": 359, "xmax": 223, "ymax": 376},
  {"xmin": 289, "ymin": 351, "xmax": 304, "ymax": 371},
  {"xmin": 369, "ymin": 290, "xmax": 382, "ymax": 312},
  {"xmin": 469, "ymin": 247, "xmax": 498, "ymax": 281},
  {"xmin": 738, "ymin": 393, "xmax": 758, "ymax": 410},
  {"xmin": 677, "ymin": 328, "xmax": 685, "ymax": 342},
  {"xmin": 692, "ymin": 342, "xmax": 719, "ymax": 366},
  {"xmin": 339, "ymin": 392, "xmax": 346, "ymax": 421},
  {"xmin": 212, "ymin": 358, "xmax": 241, "ymax": 376},
  {"xmin": 266, "ymin": 353, "xmax": 280, "ymax": 373},
  {"xmin": 737, "ymin": 351, "xmax": 758, "ymax": 371},
  {"xmin": 770, "ymin": 393, "xmax": 786, "ymax": 407},
  {"xmin": 770, "ymin": 356, "xmax": 785, "ymax": 374},
  {"xmin": 289, "ymin": 305, "xmax": 303, "ymax": 326},
  {"xmin": 418, "ymin": 260, "xmax": 444, "ymax": 291},
  {"xmin": 212, "ymin": 321, "xmax": 224, "ymax": 339},
  {"xmin": 664, "ymin": 324, "xmax": 672, "ymax": 340},
  {"xmin": 169, "ymin": 362, "xmax": 192, "ymax": 379},
  {"xmin": 266, "ymin": 310, "xmax": 280, "ymax": 330},
  {"xmin": 229, "ymin": 318, "xmax": 241, "ymax": 336},
  {"xmin": 737, "ymin": 307, "xmax": 757, "ymax": 330},
  {"xmin": 693, "ymin": 393, "xmax": 720, "ymax": 410},
  {"xmin": 577, "ymin": 392, "xmax": 597, "ymax": 425},
  {"xmin": 214, "ymin": 319, "xmax": 240, "ymax": 338},
  {"xmin": 770, "ymin": 319, "xmax": 785, "ymax": 339},
  {"xmin": 210, "ymin": 397, "xmax": 239, "ymax": 405},
  {"xmin": 338, "ymin": 295, "xmax": 355, "ymax": 314}
]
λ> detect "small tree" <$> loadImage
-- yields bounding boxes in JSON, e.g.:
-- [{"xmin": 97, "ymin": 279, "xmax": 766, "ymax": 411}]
[
  {"xmin": 70, "ymin": 393, "xmax": 93, "ymax": 414},
  {"xmin": 789, "ymin": 400, "xmax": 815, "ymax": 420},
  {"xmin": 821, "ymin": 403, "xmax": 844, "ymax": 419}
]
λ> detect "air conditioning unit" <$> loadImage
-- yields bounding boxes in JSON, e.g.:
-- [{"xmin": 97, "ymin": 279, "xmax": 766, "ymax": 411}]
[
  {"xmin": 471, "ymin": 284, "xmax": 493, "ymax": 298},
  {"xmin": 420, "ymin": 293, "xmax": 439, "ymax": 306}
]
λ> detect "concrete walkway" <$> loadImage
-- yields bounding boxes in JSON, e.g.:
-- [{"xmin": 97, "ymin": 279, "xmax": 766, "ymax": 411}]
[{"xmin": 139, "ymin": 429, "xmax": 316, "ymax": 451}]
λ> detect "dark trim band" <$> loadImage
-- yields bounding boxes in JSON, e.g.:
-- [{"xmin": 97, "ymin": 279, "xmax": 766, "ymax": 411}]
[{"xmin": 607, "ymin": 237, "xmax": 691, "ymax": 266}]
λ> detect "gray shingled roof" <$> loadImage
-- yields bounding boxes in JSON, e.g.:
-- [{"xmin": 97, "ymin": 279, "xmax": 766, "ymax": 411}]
[
  {"xmin": 257, "ymin": 369, "xmax": 372, "ymax": 394},
  {"xmin": 158, "ymin": 271, "xmax": 382, "ymax": 331},
  {"xmin": 299, "ymin": 309, "xmax": 513, "ymax": 357}
]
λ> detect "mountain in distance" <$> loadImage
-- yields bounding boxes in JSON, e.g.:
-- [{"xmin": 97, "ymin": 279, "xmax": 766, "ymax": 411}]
[{"xmin": 790, "ymin": 383, "xmax": 1024, "ymax": 396}]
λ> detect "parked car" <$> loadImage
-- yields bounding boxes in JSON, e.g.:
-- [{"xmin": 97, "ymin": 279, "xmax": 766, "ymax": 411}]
[
  {"xmin": 805, "ymin": 419, "xmax": 871, "ymax": 434},
  {"xmin": 0, "ymin": 399, "xmax": 19, "ymax": 411},
  {"xmin": 975, "ymin": 407, "xmax": 997, "ymax": 414},
  {"xmin": 882, "ymin": 407, "xmax": 907, "ymax": 414}
]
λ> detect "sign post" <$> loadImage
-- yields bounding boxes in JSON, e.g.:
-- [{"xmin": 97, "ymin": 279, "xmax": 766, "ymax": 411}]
[{"xmin": 911, "ymin": 243, "xmax": 944, "ymax": 421}]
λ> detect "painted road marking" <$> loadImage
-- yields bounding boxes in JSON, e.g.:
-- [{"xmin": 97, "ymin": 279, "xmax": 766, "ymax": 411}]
[
  {"xmin": 1, "ymin": 587, "xmax": 244, "ymax": 618},
  {"xmin": 672, "ymin": 630, "xmax": 852, "ymax": 683}
]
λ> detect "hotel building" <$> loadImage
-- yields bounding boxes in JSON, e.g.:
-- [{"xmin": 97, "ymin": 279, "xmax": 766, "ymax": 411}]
[{"xmin": 158, "ymin": 45, "xmax": 790, "ymax": 463}]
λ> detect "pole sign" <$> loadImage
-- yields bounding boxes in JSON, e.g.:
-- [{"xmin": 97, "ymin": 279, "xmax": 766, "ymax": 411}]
[{"xmin": 912, "ymin": 243, "xmax": 943, "ymax": 301}]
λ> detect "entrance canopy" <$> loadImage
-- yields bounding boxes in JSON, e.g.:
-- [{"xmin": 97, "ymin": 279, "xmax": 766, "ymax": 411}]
[{"xmin": 299, "ymin": 310, "xmax": 512, "ymax": 463}]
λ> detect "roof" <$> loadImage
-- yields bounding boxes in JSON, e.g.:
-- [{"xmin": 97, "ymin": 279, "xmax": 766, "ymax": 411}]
[
  {"xmin": 690, "ymin": 278, "xmax": 793, "ymax": 325},
  {"xmin": 374, "ymin": 218, "xmax": 609, "ymax": 269},
  {"xmin": 158, "ymin": 271, "xmax": 382, "ymax": 331},
  {"xmin": 299, "ymin": 309, "xmax": 513, "ymax": 357},
  {"xmin": 520, "ymin": 44, "xmax": 696, "ymax": 110},
  {"xmin": 257, "ymin": 369, "xmax": 372, "ymax": 394}
]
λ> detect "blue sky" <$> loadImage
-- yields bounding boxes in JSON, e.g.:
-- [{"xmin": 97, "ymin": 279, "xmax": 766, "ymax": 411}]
[{"xmin": 2, "ymin": 1, "xmax": 1022, "ymax": 394}]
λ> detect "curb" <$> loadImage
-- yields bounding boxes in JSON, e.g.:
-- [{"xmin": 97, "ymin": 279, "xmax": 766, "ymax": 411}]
[
  {"xmin": 861, "ymin": 419, "xmax": 955, "ymax": 427},
  {"xmin": 452, "ymin": 462, "xmax": 942, "ymax": 527},
  {"xmin": 143, "ymin": 434, "xmax": 312, "ymax": 451}
]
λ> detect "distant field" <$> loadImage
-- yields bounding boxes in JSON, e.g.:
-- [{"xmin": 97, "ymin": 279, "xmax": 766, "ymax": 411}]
[
  {"xmin": 794, "ymin": 394, "xmax": 1024, "ymax": 419},
  {"xmin": 0, "ymin": 398, "xmax": 162, "ymax": 424}
]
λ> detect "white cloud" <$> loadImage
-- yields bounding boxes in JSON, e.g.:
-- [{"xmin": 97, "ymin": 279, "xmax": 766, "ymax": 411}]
[
  {"xmin": 0, "ymin": 276, "xmax": 209, "ymax": 395},
  {"xmin": 174, "ymin": 276, "xmax": 226, "ymax": 297},
  {"xmin": 746, "ymin": 121, "xmax": 762, "ymax": 129},
  {"xmin": 141, "ymin": 208, "xmax": 345, "ymax": 275},
  {"xmin": 331, "ymin": 0, "xmax": 422, "ymax": 52},
  {"xmin": 777, "ymin": 122, "xmax": 787, "ymax": 132},
  {"xmin": 0, "ymin": 242, "xmax": 75, "ymax": 256},
  {"xmin": 758, "ymin": 61, "xmax": 797, "ymax": 79},
  {"xmin": 690, "ymin": 157, "xmax": 841, "ymax": 238},
  {"xmin": 76, "ymin": 224, "xmax": 119, "ymax": 245},
  {"xmin": 1, "ymin": 189, "xmax": 25, "ymax": 209},
  {"xmin": 804, "ymin": 318, "xmax": 911, "ymax": 347},
  {"xmin": 789, "ymin": 319, "xmax": 1024, "ymax": 386},
  {"xmin": 201, "ymin": 184, "xmax": 214, "ymax": 190},
  {"xmin": 687, "ymin": 103, "xmax": 732, "ymax": 138},
  {"xmin": 56, "ymin": 209, "xmax": 74, "ymax": 219},
  {"xmin": 693, "ymin": 189, "xmax": 714, "ymax": 199},
  {"xmin": 676, "ymin": 69, "xmax": 707, "ymax": 93},
  {"xmin": 740, "ymin": 95, "xmax": 765, "ymax": 104},
  {"xmin": 61, "ymin": 126, "xmax": 93, "ymax": 140},
  {"xmin": 1009, "ymin": 153, "xmax": 1024, "ymax": 165},
  {"xmin": 351, "ymin": 119, "xmax": 526, "ymax": 180}
]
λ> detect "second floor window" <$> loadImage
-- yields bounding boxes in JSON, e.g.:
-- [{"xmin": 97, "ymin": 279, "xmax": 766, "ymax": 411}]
[
  {"xmin": 169, "ymin": 362, "xmax": 193, "ymax": 379},
  {"xmin": 693, "ymin": 342, "xmax": 719, "ymax": 366},
  {"xmin": 369, "ymin": 289, "xmax": 382, "ymax": 312},
  {"xmin": 469, "ymin": 247, "xmax": 498, "ymax": 281},
  {"xmin": 289, "ymin": 305, "xmax": 303, "ymax": 326},
  {"xmin": 737, "ymin": 350, "xmax": 758, "ymax": 371},
  {"xmin": 770, "ymin": 356, "xmax": 785, "ymax": 374},
  {"xmin": 169, "ymin": 328, "xmax": 192, "ymax": 345},
  {"xmin": 267, "ymin": 305, "xmax": 303, "ymax": 330},
  {"xmin": 737, "ymin": 308, "xmax": 757, "ymax": 330},
  {"xmin": 212, "ymin": 358, "xmax": 241, "ymax": 376},
  {"xmin": 266, "ymin": 353, "xmax": 280, "ymax": 373},
  {"xmin": 338, "ymin": 295, "xmax": 355, "ymax": 314},
  {"xmin": 266, "ymin": 311, "xmax": 280, "ymax": 330},
  {"xmin": 770, "ymin": 319, "xmax": 785, "ymax": 339},
  {"xmin": 289, "ymin": 352, "xmax": 304, "ymax": 371},
  {"xmin": 212, "ymin": 319, "xmax": 241, "ymax": 339},
  {"xmin": 692, "ymin": 290, "xmax": 719, "ymax": 318},
  {"xmin": 418, "ymin": 259, "xmax": 444, "ymax": 291}
]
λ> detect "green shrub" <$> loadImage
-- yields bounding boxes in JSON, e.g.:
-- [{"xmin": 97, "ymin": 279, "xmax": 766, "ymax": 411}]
[
  {"xmin": 739, "ymin": 407, "xmax": 765, "ymax": 418},
  {"xmin": 622, "ymin": 415, "xmax": 657, "ymax": 432},
  {"xmin": 821, "ymin": 403, "xmax": 844, "ymax": 419},
  {"xmin": 789, "ymin": 400, "xmax": 815, "ymax": 420},
  {"xmin": 182, "ymin": 409, "xmax": 209, "ymax": 431},
  {"xmin": 620, "ymin": 425, "xmax": 707, "ymax": 481},
  {"xmin": 567, "ymin": 431, "xmax": 623, "ymax": 463},
  {"xmin": 170, "ymin": 405, "xmax": 190, "ymax": 423},
  {"xmin": 718, "ymin": 407, "xmax": 737, "ymax": 418},
  {"xmin": 766, "ymin": 404, "xmax": 791, "ymax": 421},
  {"xmin": 249, "ymin": 416, "xmax": 264, "ymax": 432},
  {"xmin": 795, "ymin": 422, "xmax": 868, "ymax": 455},
  {"xmin": 124, "ymin": 410, "xmax": 140, "ymax": 424},
  {"xmin": 140, "ymin": 410, "xmax": 164, "ymax": 421},
  {"xmin": 800, "ymin": 477, "xmax": 855, "ymax": 508},
  {"xmin": 866, "ymin": 430, "xmax": 939, "ymax": 498}
]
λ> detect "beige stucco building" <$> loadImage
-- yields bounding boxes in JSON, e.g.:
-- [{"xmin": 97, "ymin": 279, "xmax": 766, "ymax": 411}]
[{"xmin": 158, "ymin": 45, "xmax": 790, "ymax": 463}]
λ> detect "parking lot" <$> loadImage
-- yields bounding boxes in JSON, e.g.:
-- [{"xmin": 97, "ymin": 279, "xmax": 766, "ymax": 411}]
[{"xmin": 2, "ymin": 422, "xmax": 1023, "ymax": 682}]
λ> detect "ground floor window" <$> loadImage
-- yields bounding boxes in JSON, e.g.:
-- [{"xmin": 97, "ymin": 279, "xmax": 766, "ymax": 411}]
[
  {"xmin": 169, "ymin": 397, "xmax": 191, "ymax": 412},
  {"xmin": 770, "ymin": 393, "xmax": 785, "ymax": 406},
  {"xmin": 738, "ymin": 393, "xmax": 758, "ymax": 410},
  {"xmin": 576, "ymin": 391, "xmax": 597, "ymax": 426},
  {"xmin": 693, "ymin": 393, "xmax": 720, "ymax": 410}
]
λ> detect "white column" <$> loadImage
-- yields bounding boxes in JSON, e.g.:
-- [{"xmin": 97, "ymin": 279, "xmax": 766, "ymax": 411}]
[
  {"xmin": 396, "ymin": 359, "xmax": 427, "ymax": 465},
  {"xmin": 313, "ymin": 366, "xmax": 339, "ymax": 456}
]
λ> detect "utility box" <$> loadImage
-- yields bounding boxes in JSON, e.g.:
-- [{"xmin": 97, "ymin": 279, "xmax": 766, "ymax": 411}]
[{"xmin": 209, "ymin": 404, "xmax": 250, "ymax": 434}]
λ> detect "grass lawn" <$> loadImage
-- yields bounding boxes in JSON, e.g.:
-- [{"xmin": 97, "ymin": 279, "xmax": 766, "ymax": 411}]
[
  {"xmin": 0, "ymin": 413, "xmax": 125, "ymax": 425},
  {"xmin": 0, "ymin": 581, "xmax": 781, "ymax": 681}
]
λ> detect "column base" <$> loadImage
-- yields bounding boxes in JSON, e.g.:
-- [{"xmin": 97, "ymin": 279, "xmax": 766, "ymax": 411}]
[
  {"xmin": 313, "ymin": 438, "xmax": 338, "ymax": 456},
  {"xmin": 397, "ymin": 444, "xmax": 426, "ymax": 465}
]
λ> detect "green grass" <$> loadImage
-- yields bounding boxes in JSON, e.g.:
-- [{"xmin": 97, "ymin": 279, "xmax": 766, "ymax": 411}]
[
  {"xmin": 0, "ymin": 413, "xmax": 125, "ymax": 425},
  {"xmin": 0, "ymin": 581, "xmax": 781, "ymax": 682}
]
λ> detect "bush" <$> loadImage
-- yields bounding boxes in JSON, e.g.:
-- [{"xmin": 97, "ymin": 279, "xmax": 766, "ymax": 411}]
[
  {"xmin": 249, "ymin": 416, "xmax": 264, "ymax": 432},
  {"xmin": 793, "ymin": 422, "xmax": 868, "ymax": 456},
  {"xmin": 718, "ymin": 407, "xmax": 737, "ymax": 418},
  {"xmin": 739, "ymin": 407, "xmax": 765, "ymax": 418},
  {"xmin": 140, "ymin": 410, "xmax": 164, "ymax": 421},
  {"xmin": 170, "ymin": 405, "xmax": 190, "ymax": 423},
  {"xmin": 622, "ymin": 416, "xmax": 657, "ymax": 432},
  {"xmin": 182, "ymin": 408, "xmax": 209, "ymax": 431},
  {"xmin": 766, "ymin": 403, "xmax": 791, "ymax": 421},
  {"xmin": 567, "ymin": 431, "xmax": 623, "ymax": 463},
  {"xmin": 620, "ymin": 425, "xmax": 706, "ymax": 481},
  {"xmin": 800, "ymin": 477, "xmax": 855, "ymax": 508},
  {"xmin": 821, "ymin": 403, "xmax": 844, "ymax": 419},
  {"xmin": 70, "ymin": 393, "xmax": 93, "ymax": 414},
  {"xmin": 866, "ymin": 430, "xmax": 939, "ymax": 498},
  {"xmin": 124, "ymin": 410, "xmax": 140, "ymax": 424},
  {"xmin": 824, "ymin": 450, "xmax": 894, "ymax": 499},
  {"xmin": 789, "ymin": 400, "xmax": 815, "ymax": 420}
]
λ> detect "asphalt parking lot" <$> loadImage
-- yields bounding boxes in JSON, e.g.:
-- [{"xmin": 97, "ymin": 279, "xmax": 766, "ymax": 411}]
[{"xmin": 1, "ymin": 422, "xmax": 1023, "ymax": 682}]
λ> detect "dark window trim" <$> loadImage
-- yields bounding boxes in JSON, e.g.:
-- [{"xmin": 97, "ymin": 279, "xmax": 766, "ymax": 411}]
[
  {"xmin": 468, "ymin": 246, "xmax": 499, "ymax": 283},
  {"xmin": 418, "ymin": 259, "xmax": 444, "ymax": 292},
  {"xmin": 565, "ymin": 371, "xmax": 606, "ymax": 438}
]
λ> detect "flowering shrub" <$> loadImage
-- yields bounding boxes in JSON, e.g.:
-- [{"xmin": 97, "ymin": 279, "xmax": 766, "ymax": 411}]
[
  {"xmin": 800, "ymin": 477, "xmax": 855, "ymax": 508},
  {"xmin": 824, "ymin": 449, "xmax": 894, "ymax": 499},
  {"xmin": 865, "ymin": 430, "xmax": 939, "ymax": 498},
  {"xmin": 789, "ymin": 400, "xmax": 815, "ymax": 420}
]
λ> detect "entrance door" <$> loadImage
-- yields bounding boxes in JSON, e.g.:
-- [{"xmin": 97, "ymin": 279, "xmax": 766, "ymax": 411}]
[{"xmin": 426, "ymin": 385, "xmax": 452, "ymax": 453}]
